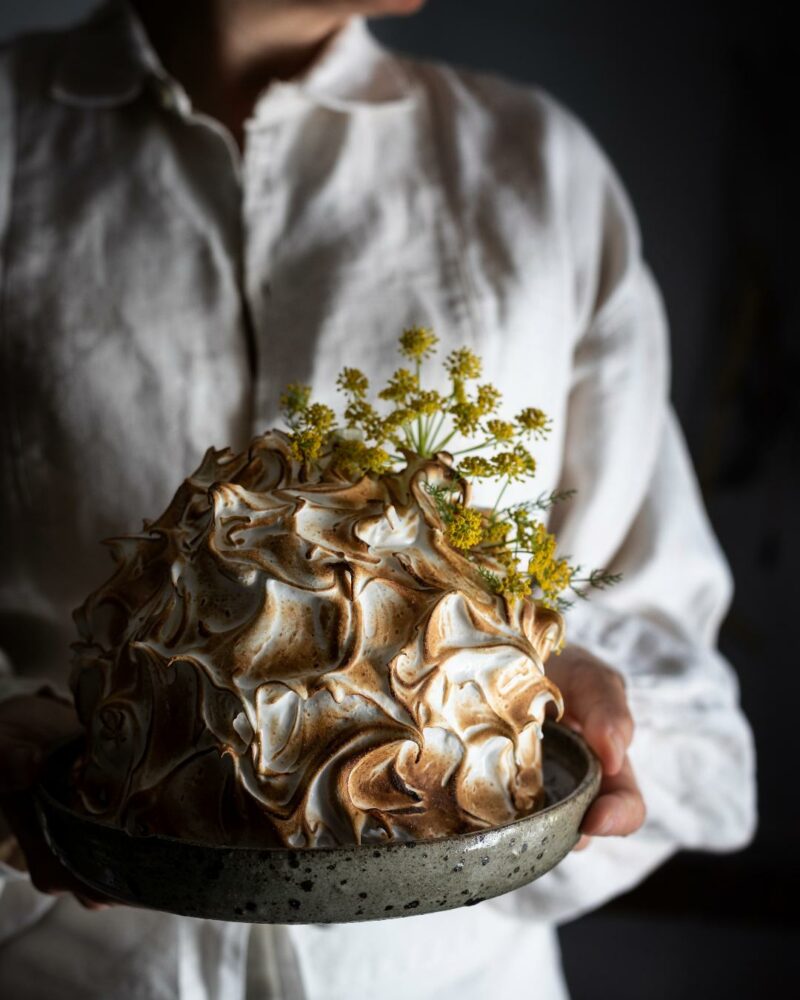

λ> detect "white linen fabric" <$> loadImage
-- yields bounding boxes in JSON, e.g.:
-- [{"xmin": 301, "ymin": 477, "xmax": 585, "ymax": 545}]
[{"xmin": 0, "ymin": 2, "xmax": 756, "ymax": 998}]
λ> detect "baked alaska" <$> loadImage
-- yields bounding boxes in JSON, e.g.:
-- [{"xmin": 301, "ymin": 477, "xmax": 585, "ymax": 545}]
[{"xmin": 69, "ymin": 431, "xmax": 566, "ymax": 847}]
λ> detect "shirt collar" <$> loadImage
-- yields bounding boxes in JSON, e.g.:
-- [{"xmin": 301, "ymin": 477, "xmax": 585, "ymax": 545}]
[{"xmin": 51, "ymin": 0, "xmax": 415, "ymax": 114}]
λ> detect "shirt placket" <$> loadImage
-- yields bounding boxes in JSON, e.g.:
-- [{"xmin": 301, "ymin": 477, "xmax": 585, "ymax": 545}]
[
  {"xmin": 154, "ymin": 75, "xmax": 315, "ymax": 442},
  {"xmin": 240, "ymin": 87, "xmax": 320, "ymax": 434},
  {"xmin": 152, "ymin": 73, "xmax": 267, "ymax": 440}
]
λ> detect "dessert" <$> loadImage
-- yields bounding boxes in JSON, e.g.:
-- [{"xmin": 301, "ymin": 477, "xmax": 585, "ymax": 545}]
[{"xmin": 69, "ymin": 329, "xmax": 611, "ymax": 847}]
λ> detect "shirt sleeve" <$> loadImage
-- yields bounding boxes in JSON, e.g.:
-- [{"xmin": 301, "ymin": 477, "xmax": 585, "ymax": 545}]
[{"xmin": 490, "ymin": 101, "xmax": 757, "ymax": 924}]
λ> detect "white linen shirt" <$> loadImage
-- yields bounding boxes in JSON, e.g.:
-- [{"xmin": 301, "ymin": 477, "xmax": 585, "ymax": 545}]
[{"xmin": 0, "ymin": 3, "xmax": 756, "ymax": 999}]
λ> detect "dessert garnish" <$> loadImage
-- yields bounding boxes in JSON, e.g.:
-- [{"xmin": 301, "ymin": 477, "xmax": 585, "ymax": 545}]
[{"xmin": 69, "ymin": 329, "xmax": 617, "ymax": 847}]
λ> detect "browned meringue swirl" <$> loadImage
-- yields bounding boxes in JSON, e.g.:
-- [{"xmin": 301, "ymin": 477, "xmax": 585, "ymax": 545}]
[{"xmin": 70, "ymin": 431, "xmax": 564, "ymax": 847}]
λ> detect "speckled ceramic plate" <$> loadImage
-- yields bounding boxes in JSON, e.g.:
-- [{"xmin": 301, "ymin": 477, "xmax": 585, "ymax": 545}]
[{"xmin": 34, "ymin": 721, "xmax": 600, "ymax": 924}]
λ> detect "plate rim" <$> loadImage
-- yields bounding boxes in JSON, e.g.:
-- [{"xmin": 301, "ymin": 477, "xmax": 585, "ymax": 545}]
[{"xmin": 35, "ymin": 719, "xmax": 600, "ymax": 856}]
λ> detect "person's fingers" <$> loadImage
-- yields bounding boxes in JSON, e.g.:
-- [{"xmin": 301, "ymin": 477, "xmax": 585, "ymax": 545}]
[
  {"xmin": 76, "ymin": 896, "xmax": 111, "ymax": 911},
  {"xmin": 1, "ymin": 793, "xmax": 117, "ymax": 907},
  {"xmin": 579, "ymin": 755, "xmax": 646, "ymax": 838},
  {"xmin": 548, "ymin": 647, "xmax": 634, "ymax": 776},
  {"xmin": 0, "ymin": 696, "xmax": 110, "ymax": 907},
  {"xmin": 548, "ymin": 649, "xmax": 643, "ymax": 849}
]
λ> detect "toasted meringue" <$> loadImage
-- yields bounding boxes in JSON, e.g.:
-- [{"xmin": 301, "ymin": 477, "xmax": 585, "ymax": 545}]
[{"xmin": 70, "ymin": 431, "xmax": 563, "ymax": 846}]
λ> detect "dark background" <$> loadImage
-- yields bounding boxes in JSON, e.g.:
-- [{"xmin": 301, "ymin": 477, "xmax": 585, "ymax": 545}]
[{"xmin": 2, "ymin": 2, "xmax": 797, "ymax": 997}]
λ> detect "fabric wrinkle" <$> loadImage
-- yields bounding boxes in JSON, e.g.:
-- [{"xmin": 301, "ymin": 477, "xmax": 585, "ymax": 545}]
[{"xmin": 0, "ymin": 3, "xmax": 756, "ymax": 998}]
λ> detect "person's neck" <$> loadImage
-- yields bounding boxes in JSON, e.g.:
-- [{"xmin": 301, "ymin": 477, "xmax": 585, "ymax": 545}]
[{"xmin": 131, "ymin": 0, "xmax": 351, "ymax": 147}]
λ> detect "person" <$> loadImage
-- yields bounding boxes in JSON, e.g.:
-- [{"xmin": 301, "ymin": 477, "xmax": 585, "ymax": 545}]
[{"xmin": 0, "ymin": 1, "xmax": 756, "ymax": 997}]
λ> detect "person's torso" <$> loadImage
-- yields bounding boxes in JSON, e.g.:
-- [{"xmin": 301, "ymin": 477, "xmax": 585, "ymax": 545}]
[
  {"xmin": 0, "ymin": 13, "xmax": 582, "ymax": 998},
  {"xmin": 0, "ymin": 24, "xmax": 579, "ymax": 688}
]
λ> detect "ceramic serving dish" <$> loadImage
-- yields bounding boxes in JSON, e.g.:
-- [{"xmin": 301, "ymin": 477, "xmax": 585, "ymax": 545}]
[{"xmin": 34, "ymin": 720, "xmax": 600, "ymax": 924}]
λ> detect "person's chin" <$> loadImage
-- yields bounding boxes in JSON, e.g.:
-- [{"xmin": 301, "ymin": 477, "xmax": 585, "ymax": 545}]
[{"xmin": 367, "ymin": 0, "xmax": 428, "ymax": 16}]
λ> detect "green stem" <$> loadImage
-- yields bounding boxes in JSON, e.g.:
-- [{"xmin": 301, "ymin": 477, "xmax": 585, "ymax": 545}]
[
  {"xmin": 491, "ymin": 477, "xmax": 510, "ymax": 515},
  {"xmin": 433, "ymin": 427, "xmax": 458, "ymax": 454},
  {"xmin": 426, "ymin": 413, "xmax": 448, "ymax": 453},
  {"xmin": 476, "ymin": 539, "xmax": 517, "ymax": 552},
  {"xmin": 415, "ymin": 360, "xmax": 424, "ymax": 453},
  {"xmin": 494, "ymin": 503, "xmax": 521, "ymax": 517},
  {"xmin": 424, "ymin": 411, "xmax": 440, "ymax": 454},
  {"xmin": 450, "ymin": 440, "xmax": 494, "ymax": 457},
  {"xmin": 420, "ymin": 411, "xmax": 435, "ymax": 456}
]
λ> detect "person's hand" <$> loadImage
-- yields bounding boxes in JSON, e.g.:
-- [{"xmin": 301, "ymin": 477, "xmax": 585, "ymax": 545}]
[
  {"xmin": 546, "ymin": 644, "xmax": 646, "ymax": 851},
  {"xmin": 0, "ymin": 693, "xmax": 114, "ymax": 909}
]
